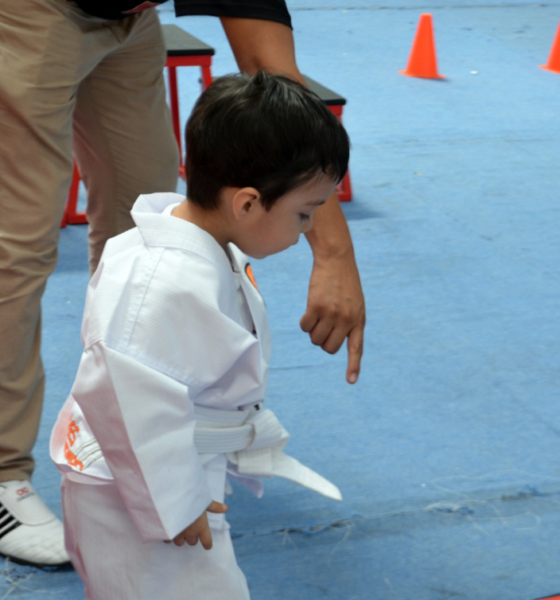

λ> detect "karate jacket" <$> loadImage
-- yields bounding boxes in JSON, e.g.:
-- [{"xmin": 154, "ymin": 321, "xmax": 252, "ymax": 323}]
[{"xmin": 51, "ymin": 193, "xmax": 272, "ymax": 542}]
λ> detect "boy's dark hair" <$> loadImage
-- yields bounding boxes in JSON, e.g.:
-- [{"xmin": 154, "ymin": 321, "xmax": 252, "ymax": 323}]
[{"xmin": 185, "ymin": 71, "xmax": 350, "ymax": 210}]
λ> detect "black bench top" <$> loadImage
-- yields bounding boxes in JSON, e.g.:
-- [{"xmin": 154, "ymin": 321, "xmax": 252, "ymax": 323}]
[
  {"xmin": 162, "ymin": 24, "xmax": 215, "ymax": 57},
  {"xmin": 161, "ymin": 25, "xmax": 345, "ymax": 106},
  {"xmin": 302, "ymin": 75, "xmax": 346, "ymax": 106}
]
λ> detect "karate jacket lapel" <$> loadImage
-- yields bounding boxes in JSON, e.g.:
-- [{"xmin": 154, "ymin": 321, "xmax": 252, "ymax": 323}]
[{"xmin": 228, "ymin": 245, "xmax": 271, "ymax": 365}]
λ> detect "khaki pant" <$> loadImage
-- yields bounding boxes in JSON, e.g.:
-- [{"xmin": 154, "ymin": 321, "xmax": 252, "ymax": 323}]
[{"xmin": 0, "ymin": 0, "xmax": 179, "ymax": 481}]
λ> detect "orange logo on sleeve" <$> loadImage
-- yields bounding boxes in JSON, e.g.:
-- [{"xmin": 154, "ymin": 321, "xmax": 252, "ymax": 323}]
[
  {"xmin": 64, "ymin": 420, "xmax": 84, "ymax": 471},
  {"xmin": 245, "ymin": 264, "xmax": 259, "ymax": 290},
  {"xmin": 67, "ymin": 421, "xmax": 80, "ymax": 446},
  {"xmin": 64, "ymin": 443, "xmax": 84, "ymax": 471}
]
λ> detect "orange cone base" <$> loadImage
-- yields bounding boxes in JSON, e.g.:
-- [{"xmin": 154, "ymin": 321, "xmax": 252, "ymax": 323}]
[
  {"xmin": 539, "ymin": 64, "xmax": 560, "ymax": 74},
  {"xmin": 398, "ymin": 69, "xmax": 445, "ymax": 79},
  {"xmin": 540, "ymin": 18, "xmax": 560, "ymax": 74}
]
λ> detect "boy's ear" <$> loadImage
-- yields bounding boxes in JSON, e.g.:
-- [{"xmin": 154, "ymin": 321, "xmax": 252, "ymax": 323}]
[{"xmin": 231, "ymin": 187, "xmax": 262, "ymax": 220}]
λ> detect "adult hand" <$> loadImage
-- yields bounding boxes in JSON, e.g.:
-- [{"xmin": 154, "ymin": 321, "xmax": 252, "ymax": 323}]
[
  {"xmin": 165, "ymin": 501, "xmax": 228, "ymax": 550},
  {"xmin": 300, "ymin": 190, "xmax": 365, "ymax": 384},
  {"xmin": 300, "ymin": 239, "xmax": 365, "ymax": 384}
]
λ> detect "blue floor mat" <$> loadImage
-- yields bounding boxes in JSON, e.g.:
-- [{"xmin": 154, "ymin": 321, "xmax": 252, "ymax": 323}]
[{"xmin": 3, "ymin": 2, "xmax": 560, "ymax": 599}]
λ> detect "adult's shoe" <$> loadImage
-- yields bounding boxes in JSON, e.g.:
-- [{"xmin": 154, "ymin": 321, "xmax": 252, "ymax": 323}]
[{"xmin": 0, "ymin": 480, "xmax": 70, "ymax": 567}]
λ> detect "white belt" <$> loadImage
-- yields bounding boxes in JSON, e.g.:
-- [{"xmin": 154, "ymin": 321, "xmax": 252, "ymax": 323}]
[
  {"xmin": 55, "ymin": 402, "xmax": 342, "ymax": 501},
  {"xmin": 194, "ymin": 404, "xmax": 342, "ymax": 501}
]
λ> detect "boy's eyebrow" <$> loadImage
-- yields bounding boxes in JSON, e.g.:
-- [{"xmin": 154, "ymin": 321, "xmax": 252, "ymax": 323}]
[{"xmin": 306, "ymin": 199, "xmax": 328, "ymax": 206}]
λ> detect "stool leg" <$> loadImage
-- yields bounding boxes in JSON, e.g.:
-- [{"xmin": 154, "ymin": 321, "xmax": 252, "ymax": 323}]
[
  {"xmin": 331, "ymin": 110, "xmax": 352, "ymax": 202},
  {"xmin": 166, "ymin": 65, "xmax": 183, "ymax": 169},
  {"xmin": 336, "ymin": 170, "xmax": 352, "ymax": 202},
  {"xmin": 61, "ymin": 162, "xmax": 80, "ymax": 227},
  {"xmin": 200, "ymin": 65, "xmax": 213, "ymax": 91},
  {"xmin": 61, "ymin": 162, "xmax": 88, "ymax": 226},
  {"xmin": 165, "ymin": 61, "xmax": 213, "ymax": 181}
]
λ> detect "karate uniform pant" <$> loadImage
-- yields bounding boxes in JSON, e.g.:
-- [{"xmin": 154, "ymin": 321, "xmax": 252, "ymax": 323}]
[
  {"xmin": 0, "ymin": 0, "xmax": 178, "ymax": 481},
  {"xmin": 61, "ymin": 477, "xmax": 250, "ymax": 600}
]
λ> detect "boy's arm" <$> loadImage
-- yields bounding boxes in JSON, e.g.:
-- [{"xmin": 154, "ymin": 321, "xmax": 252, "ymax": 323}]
[
  {"xmin": 221, "ymin": 17, "xmax": 366, "ymax": 383},
  {"xmin": 73, "ymin": 341, "xmax": 213, "ymax": 544}
]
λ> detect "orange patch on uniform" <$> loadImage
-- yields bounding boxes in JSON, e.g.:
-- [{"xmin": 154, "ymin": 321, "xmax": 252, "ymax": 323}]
[
  {"xmin": 245, "ymin": 264, "xmax": 259, "ymax": 290},
  {"xmin": 64, "ymin": 442, "xmax": 84, "ymax": 471},
  {"xmin": 64, "ymin": 419, "xmax": 84, "ymax": 470},
  {"xmin": 67, "ymin": 420, "xmax": 80, "ymax": 446}
]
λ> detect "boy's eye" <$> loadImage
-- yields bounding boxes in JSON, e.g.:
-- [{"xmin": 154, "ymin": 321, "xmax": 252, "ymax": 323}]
[{"xmin": 299, "ymin": 213, "xmax": 310, "ymax": 221}]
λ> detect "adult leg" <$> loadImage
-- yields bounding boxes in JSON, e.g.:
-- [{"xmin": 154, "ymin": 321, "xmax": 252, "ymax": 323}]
[
  {"xmin": 0, "ymin": 0, "xmax": 118, "ymax": 565},
  {"xmin": 0, "ymin": 0, "xmax": 90, "ymax": 487},
  {"xmin": 72, "ymin": 9, "xmax": 179, "ymax": 274}
]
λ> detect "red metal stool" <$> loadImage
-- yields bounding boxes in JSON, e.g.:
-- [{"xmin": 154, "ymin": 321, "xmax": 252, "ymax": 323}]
[
  {"xmin": 165, "ymin": 25, "xmax": 214, "ymax": 179},
  {"xmin": 61, "ymin": 25, "xmax": 214, "ymax": 227},
  {"xmin": 61, "ymin": 37, "xmax": 353, "ymax": 227},
  {"xmin": 302, "ymin": 76, "xmax": 352, "ymax": 202}
]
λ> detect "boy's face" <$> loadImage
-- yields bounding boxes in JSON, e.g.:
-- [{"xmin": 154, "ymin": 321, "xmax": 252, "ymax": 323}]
[{"xmin": 236, "ymin": 175, "xmax": 337, "ymax": 259}]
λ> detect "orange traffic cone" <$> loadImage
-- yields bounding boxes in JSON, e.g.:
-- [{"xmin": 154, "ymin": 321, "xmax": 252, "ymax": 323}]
[
  {"xmin": 540, "ymin": 18, "xmax": 560, "ymax": 73},
  {"xmin": 399, "ymin": 13, "xmax": 444, "ymax": 79}
]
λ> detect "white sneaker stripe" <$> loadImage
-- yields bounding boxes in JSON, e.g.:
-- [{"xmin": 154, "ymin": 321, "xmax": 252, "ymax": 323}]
[
  {"xmin": 0, "ymin": 503, "xmax": 21, "ymax": 539},
  {"xmin": 0, "ymin": 514, "xmax": 12, "ymax": 528},
  {"xmin": 0, "ymin": 520, "xmax": 20, "ymax": 540}
]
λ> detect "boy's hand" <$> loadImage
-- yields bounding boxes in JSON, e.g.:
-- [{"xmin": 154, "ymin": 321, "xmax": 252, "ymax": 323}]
[{"xmin": 165, "ymin": 501, "xmax": 227, "ymax": 550}]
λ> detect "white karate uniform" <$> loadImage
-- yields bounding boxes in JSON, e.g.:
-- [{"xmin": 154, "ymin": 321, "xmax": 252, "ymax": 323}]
[{"xmin": 50, "ymin": 193, "xmax": 340, "ymax": 600}]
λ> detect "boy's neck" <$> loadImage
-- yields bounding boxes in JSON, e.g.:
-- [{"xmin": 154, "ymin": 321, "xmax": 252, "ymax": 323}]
[{"xmin": 171, "ymin": 198, "xmax": 231, "ymax": 256}]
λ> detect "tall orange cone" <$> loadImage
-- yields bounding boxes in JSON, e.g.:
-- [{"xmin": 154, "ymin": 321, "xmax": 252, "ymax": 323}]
[
  {"xmin": 399, "ymin": 13, "xmax": 444, "ymax": 79},
  {"xmin": 540, "ymin": 18, "xmax": 560, "ymax": 73}
]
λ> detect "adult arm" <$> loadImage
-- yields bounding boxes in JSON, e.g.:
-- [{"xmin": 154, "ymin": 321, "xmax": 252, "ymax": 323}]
[{"xmin": 220, "ymin": 17, "xmax": 366, "ymax": 383}]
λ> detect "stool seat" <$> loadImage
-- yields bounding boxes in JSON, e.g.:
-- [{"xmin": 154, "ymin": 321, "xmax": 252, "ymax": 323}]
[
  {"xmin": 303, "ymin": 75, "xmax": 346, "ymax": 108},
  {"xmin": 163, "ymin": 24, "xmax": 215, "ymax": 57}
]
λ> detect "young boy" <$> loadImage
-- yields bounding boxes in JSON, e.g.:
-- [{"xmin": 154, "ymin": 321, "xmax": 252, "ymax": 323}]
[{"xmin": 50, "ymin": 71, "xmax": 350, "ymax": 600}]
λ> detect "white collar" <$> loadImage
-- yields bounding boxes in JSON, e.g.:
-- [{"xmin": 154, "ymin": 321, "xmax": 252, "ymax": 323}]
[{"xmin": 131, "ymin": 192, "xmax": 234, "ymax": 277}]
